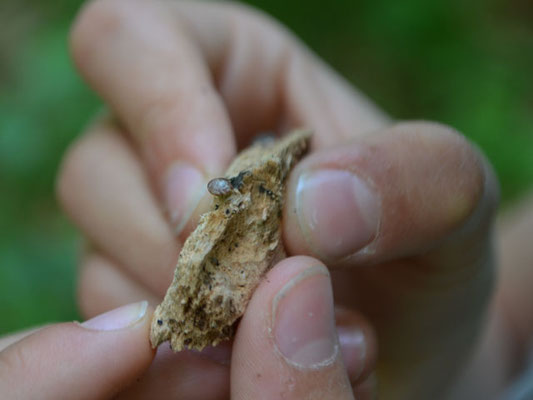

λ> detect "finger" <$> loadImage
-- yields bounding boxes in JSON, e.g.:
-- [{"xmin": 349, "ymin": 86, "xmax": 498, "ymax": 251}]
[
  {"xmin": 0, "ymin": 301, "xmax": 154, "ymax": 400},
  {"xmin": 283, "ymin": 121, "xmax": 499, "ymax": 265},
  {"xmin": 71, "ymin": 0, "xmax": 236, "ymax": 234},
  {"xmin": 231, "ymin": 256, "xmax": 372, "ymax": 399},
  {"xmin": 78, "ymin": 251, "xmax": 161, "ymax": 318},
  {"xmin": 57, "ymin": 119, "xmax": 178, "ymax": 296},
  {"xmin": 71, "ymin": 0, "xmax": 236, "ymax": 175},
  {"xmin": 79, "ymin": 249, "xmax": 232, "ymax": 400},
  {"xmin": 335, "ymin": 307, "xmax": 377, "ymax": 386}
]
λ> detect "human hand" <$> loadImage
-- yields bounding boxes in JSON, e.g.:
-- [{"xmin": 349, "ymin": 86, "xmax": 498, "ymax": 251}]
[
  {"xmin": 0, "ymin": 301, "xmax": 155, "ymax": 400},
  {"xmin": 0, "ymin": 258, "xmax": 376, "ymax": 399},
  {"xmin": 58, "ymin": 0, "xmax": 499, "ymax": 398}
]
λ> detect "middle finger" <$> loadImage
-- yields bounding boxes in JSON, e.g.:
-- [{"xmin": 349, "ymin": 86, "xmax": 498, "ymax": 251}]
[{"xmin": 58, "ymin": 118, "xmax": 178, "ymax": 296}]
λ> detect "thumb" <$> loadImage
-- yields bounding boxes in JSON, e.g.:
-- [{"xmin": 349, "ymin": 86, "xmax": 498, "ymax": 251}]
[
  {"xmin": 231, "ymin": 256, "xmax": 355, "ymax": 400},
  {"xmin": 0, "ymin": 301, "xmax": 154, "ymax": 400},
  {"xmin": 283, "ymin": 121, "xmax": 496, "ymax": 265}
]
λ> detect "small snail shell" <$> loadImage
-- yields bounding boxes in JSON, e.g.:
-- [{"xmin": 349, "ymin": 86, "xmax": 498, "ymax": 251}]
[{"xmin": 207, "ymin": 178, "xmax": 233, "ymax": 196}]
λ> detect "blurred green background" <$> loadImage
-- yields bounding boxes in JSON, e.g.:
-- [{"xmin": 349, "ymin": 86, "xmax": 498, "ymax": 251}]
[{"xmin": 1, "ymin": 0, "xmax": 532, "ymax": 335}]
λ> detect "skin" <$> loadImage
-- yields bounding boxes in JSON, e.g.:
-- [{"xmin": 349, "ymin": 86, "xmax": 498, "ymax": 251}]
[{"xmin": 2, "ymin": 0, "xmax": 531, "ymax": 398}]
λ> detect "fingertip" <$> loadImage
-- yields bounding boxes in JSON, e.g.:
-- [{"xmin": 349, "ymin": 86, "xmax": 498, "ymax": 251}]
[
  {"xmin": 284, "ymin": 122, "xmax": 495, "ymax": 266},
  {"xmin": 0, "ymin": 302, "xmax": 156, "ymax": 400},
  {"xmin": 231, "ymin": 256, "xmax": 354, "ymax": 399}
]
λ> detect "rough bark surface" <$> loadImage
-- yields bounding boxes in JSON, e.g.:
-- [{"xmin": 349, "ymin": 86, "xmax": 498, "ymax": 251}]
[{"xmin": 150, "ymin": 130, "xmax": 312, "ymax": 351}]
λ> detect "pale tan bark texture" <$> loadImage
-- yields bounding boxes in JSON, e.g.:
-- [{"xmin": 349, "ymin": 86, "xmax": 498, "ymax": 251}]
[{"xmin": 151, "ymin": 130, "xmax": 312, "ymax": 351}]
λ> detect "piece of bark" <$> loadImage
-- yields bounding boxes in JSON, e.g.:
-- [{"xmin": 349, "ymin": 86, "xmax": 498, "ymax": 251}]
[{"xmin": 150, "ymin": 130, "xmax": 312, "ymax": 351}]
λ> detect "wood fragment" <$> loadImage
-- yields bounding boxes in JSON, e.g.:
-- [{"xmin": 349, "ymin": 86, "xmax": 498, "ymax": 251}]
[{"xmin": 150, "ymin": 129, "xmax": 312, "ymax": 351}]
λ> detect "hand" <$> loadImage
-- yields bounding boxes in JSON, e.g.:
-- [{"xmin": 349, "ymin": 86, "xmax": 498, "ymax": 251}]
[
  {"xmin": 0, "ymin": 257, "xmax": 375, "ymax": 399},
  {"xmin": 58, "ymin": 0, "xmax": 499, "ymax": 398}
]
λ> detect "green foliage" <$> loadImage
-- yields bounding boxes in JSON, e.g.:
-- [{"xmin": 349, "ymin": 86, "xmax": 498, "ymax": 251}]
[
  {"xmin": 0, "ymin": 0, "xmax": 532, "ymax": 334},
  {"xmin": 0, "ymin": 10, "xmax": 99, "ymax": 333}
]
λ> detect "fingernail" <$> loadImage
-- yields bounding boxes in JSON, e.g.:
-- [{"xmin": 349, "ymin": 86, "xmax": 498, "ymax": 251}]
[
  {"xmin": 273, "ymin": 266, "xmax": 338, "ymax": 368},
  {"xmin": 81, "ymin": 301, "xmax": 148, "ymax": 331},
  {"xmin": 296, "ymin": 169, "xmax": 380, "ymax": 259},
  {"xmin": 164, "ymin": 162, "xmax": 206, "ymax": 235},
  {"xmin": 338, "ymin": 327, "xmax": 367, "ymax": 382}
]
